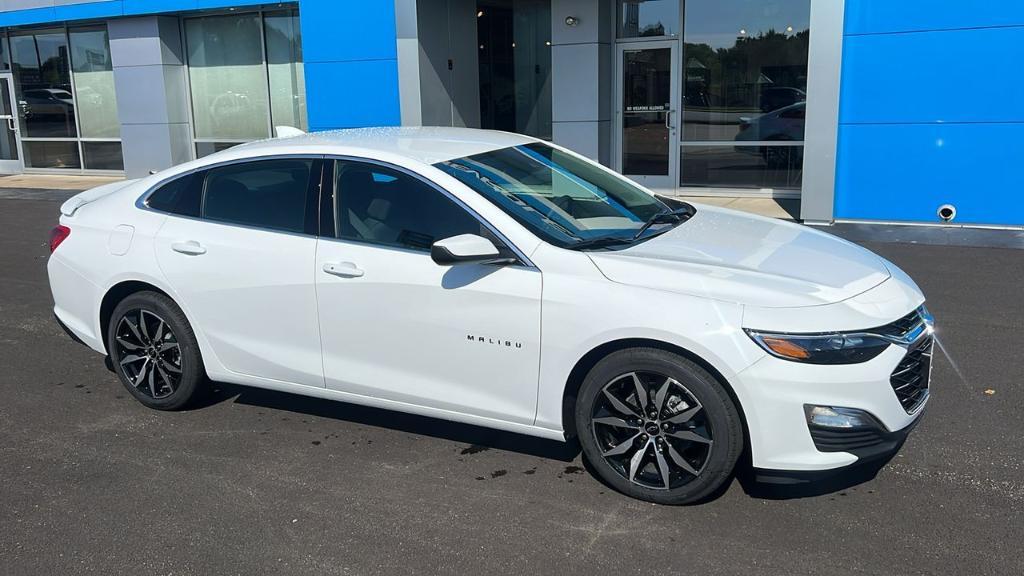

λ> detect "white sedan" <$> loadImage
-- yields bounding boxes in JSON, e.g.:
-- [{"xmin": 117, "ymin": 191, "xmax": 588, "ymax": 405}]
[{"xmin": 47, "ymin": 127, "xmax": 932, "ymax": 504}]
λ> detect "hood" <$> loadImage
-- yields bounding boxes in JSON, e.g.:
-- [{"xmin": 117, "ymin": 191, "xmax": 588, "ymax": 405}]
[{"xmin": 587, "ymin": 204, "xmax": 891, "ymax": 308}]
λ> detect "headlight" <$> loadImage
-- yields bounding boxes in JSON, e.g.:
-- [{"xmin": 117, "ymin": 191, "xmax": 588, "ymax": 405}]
[{"xmin": 745, "ymin": 329, "xmax": 891, "ymax": 365}]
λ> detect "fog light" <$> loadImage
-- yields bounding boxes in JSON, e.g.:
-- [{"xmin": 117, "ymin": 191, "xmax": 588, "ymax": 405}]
[{"xmin": 804, "ymin": 405, "xmax": 879, "ymax": 429}]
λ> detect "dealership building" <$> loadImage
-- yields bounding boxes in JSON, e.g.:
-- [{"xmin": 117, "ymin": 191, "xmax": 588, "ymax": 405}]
[{"xmin": 0, "ymin": 0, "xmax": 1018, "ymax": 228}]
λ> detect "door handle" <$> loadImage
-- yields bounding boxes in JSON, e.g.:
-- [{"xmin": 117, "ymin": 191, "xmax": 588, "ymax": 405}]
[
  {"xmin": 664, "ymin": 109, "xmax": 675, "ymax": 130},
  {"xmin": 323, "ymin": 261, "xmax": 364, "ymax": 278},
  {"xmin": 171, "ymin": 240, "xmax": 207, "ymax": 255}
]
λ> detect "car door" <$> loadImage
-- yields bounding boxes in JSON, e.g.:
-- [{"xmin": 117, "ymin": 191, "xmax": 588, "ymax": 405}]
[
  {"xmin": 153, "ymin": 157, "xmax": 325, "ymax": 388},
  {"xmin": 315, "ymin": 159, "xmax": 542, "ymax": 424}
]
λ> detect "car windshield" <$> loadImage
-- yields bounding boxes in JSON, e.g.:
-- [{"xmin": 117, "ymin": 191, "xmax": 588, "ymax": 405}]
[{"xmin": 435, "ymin": 143, "xmax": 688, "ymax": 249}]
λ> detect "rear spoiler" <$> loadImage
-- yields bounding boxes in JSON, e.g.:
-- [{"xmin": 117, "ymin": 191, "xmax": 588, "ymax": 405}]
[{"xmin": 60, "ymin": 179, "xmax": 140, "ymax": 217}]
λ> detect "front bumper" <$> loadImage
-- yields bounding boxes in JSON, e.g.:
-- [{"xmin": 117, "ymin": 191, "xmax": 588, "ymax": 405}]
[
  {"xmin": 733, "ymin": 340, "xmax": 930, "ymax": 472},
  {"xmin": 754, "ymin": 410, "xmax": 924, "ymax": 485}
]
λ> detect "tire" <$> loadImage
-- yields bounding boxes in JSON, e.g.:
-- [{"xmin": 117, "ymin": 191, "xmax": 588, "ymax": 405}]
[
  {"xmin": 574, "ymin": 348, "xmax": 743, "ymax": 505},
  {"xmin": 107, "ymin": 291, "xmax": 206, "ymax": 411}
]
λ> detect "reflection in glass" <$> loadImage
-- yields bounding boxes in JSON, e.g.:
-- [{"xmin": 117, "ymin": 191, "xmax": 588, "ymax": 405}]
[
  {"xmin": 196, "ymin": 141, "xmax": 241, "ymax": 158},
  {"xmin": 682, "ymin": 0, "xmax": 810, "ymax": 142},
  {"xmin": 477, "ymin": 0, "xmax": 552, "ymax": 140},
  {"xmin": 617, "ymin": 0, "xmax": 678, "ymax": 38},
  {"xmin": 622, "ymin": 47, "xmax": 671, "ymax": 175},
  {"xmin": 186, "ymin": 14, "xmax": 270, "ymax": 140},
  {"xmin": 82, "ymin": 141, "xmax": 124, "ymax": 170},
  {"xmin": 69, "ymin": 26, "xmax": 120, "ymax": 139},
  {"xmin": 0, "ymin": 35, "xmax": 10, "ymax": 71},
  {"xmin": 10, "ymin": 29, "xmax": 77, "ymax": 138},
  {"xmin": 0, "ymin": 80, "xmax": 20, "ymax": 161},
  {"xmin": 680, "ymin": 144, "xmax": 803, "ymax": 189},
  {"xmin": 23, "ymin": 140, "xmax": 81, "ymax": 169},
  {"xmin": 265, "ymin": 10, "xmax": 307, "ymax": 132}
]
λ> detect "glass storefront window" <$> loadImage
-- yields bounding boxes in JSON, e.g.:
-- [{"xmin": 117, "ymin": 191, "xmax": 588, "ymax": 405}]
[
  {"xmin": 680, "ymin": 144, "xmax": 803, "ymax": 190},
  {"xmin": 6, "ymin": 25, "xmax": 123, "ymax": 171},
  {"xmin": 195, "ymin": 141, "xmax": 241, "ymax": 158},
  {"xmin": 477, "ymin": 0, "xmax": 552, "ymax": 140},
  {"xmin": 265, "ymin": 10, "xmax": 307, "ymax": 132},
  {"xmin": 10, "ymin": 29, "xmax": 77, "ymax": 138},
  {"xmin": 680, "ymin": 0, "xmax": 810, "ymax": 190},
  {"xmin": 186, "ymin": 13, "xmax": 270, "ymax": 141},
  {"xmin": 185, "ymin": 10, "xmax": 308, "ymax": 151},
  {"xmin": 82, "ymin": 141, "xmax": 124, "ymax": 171},
  {"xmin": 23, "ymin": 140, "xmax": 81, "ymax": 169},
  {"xmin": 617, "ymin": 0, "xmax": 679, "ymax": 38},
  {"xmin": 69, "ymin": 26, "xmax": 120, "ymax": 139},
  {"xmin": 0, "ymin": 35, "xmax": 10, "ymax": 71}
]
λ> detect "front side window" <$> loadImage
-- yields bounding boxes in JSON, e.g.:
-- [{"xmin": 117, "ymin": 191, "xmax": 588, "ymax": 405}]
[
  {"xmin": 436, "ymin": 143, "xmax": 679, "ymax": 248},
  {"xmin": 202, "ymin": 158, "xmax": 315, "ymax": 233},
  {"xmin": 334, "ymin": 162, "xmax": 485, "ymax": 252}
]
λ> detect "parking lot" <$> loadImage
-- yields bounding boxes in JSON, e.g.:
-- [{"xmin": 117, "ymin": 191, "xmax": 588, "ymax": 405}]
[{"xmin": 1, "ymin": 194, "xmax": 1022, "ymax": 575}]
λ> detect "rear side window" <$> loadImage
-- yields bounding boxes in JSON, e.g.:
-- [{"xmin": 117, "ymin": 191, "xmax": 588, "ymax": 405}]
[
  {"xmin": 146, "ymin": 172, "xmax": 202, "ymax": 217},
  {"xmin": 202, "ymin": 159, "xmax": 317, "ymax": 234}
]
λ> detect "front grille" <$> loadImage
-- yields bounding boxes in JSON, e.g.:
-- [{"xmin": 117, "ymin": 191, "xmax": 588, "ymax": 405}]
[
  {"xmin": 890, "ymin": 336, "xmax": 933, "ymax": 413},
  {"xmin": 874, "ymin": 307, "xmax": 926, "ymax": 339}
]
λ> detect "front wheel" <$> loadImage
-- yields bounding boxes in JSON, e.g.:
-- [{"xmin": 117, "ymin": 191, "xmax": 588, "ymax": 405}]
[
  {"xmin": 107, "ymin": 291, "xmax": 206, "ymax": 411},
  {"xmin": 575, "ymin": 348, "xmax": 744, "ymax": 504}
]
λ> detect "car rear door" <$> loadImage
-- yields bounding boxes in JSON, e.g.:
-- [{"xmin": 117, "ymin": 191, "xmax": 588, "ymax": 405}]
[
  {"xmin": 315, "ymin": 159, "xmax": 542, "ymax": 424},
  {"xmin": 153, "ymin": 156, "xmax": 326, "ymax": 388}
]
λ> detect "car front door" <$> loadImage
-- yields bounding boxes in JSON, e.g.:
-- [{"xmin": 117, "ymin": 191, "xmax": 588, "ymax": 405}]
[
  {"xmin": 315, "ymin": 160, "xmax": 542, "ymax": 424},
  {"xmin": 153, "ymin": 157, "xmax": 325, "ymax": 388}
]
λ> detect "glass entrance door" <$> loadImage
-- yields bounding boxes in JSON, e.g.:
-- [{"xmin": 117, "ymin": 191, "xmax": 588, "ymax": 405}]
[
  {"xmin": 0, "ymin": 74, "xmax": 24, "ymax": 174},
  {"xmin": 616, "ymin": 41, "xmax": 679, "ymax": 190}
]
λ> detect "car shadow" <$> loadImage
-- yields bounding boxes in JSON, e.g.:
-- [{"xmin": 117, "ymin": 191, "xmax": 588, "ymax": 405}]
[
  {"xmin": 205, "ymin": 381, "xmax": 580, "ymax": 463},
  {"xmin": 195, "ymin": 381, "xmax": 888, "ymax": 502},
  {"xmin": 735, "ymin": 457, "xmax": 893, "ymax": 500}
]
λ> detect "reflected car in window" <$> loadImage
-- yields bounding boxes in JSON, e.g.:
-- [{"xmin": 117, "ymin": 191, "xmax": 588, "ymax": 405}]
[{"xmin": 47, "ymin": 127, "xmax": 933, "ymax": 505}]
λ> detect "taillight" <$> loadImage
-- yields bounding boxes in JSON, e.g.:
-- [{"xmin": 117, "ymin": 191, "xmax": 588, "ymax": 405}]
[{"xmin": 49, "ymin": 225, "xmax": 71, "ymax": 253}]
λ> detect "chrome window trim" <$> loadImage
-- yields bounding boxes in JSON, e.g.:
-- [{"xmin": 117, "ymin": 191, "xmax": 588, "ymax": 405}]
[
  {"xmin": 324, "ymin": 154, "xmax": 538, "ymax": 270},
  {"xmin": 135, "ymin": 152, "xmax": 538, "ymax": 268}
]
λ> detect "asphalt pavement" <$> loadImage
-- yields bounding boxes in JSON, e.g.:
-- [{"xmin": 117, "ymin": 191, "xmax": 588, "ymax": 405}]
[{"xmin": 1, "ymin": 196, "xmax": 1022, "ymax": 575}]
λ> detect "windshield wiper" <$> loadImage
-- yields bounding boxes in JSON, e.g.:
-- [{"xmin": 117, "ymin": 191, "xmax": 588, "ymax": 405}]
[
  {"xmin": 632, "ymin": 206, "xmax": 694, "ymax": 240},
  {"xmin": 568, "ymin": 236, "xmax": 637, "ymax": 251}
]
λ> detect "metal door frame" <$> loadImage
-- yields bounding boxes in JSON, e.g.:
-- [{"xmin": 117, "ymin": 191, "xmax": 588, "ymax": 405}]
[
  {"xmin": 613, "ymin": 39, "xmax": 680, "ymax": 192},
  {"xmin": 0, "ymin": 73, "xmax": 25, "ymax": 174}
]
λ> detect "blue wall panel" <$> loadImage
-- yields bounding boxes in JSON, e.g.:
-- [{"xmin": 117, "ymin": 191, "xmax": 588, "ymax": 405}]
[
  {"xmin": 836, "ymin": 0, "xmax": 1024, "ymax": 226},
  {"xmin": 305, "ymin": 60, "xmax": 401, "ymax": 131},
  {"xmin": 0, "ymin": 7, "xmax": 57, "ymax": 26},
  {"xmin": 846, "ymin": 0, "xmax": 1024, "ymax": 35},
  {"xmin": 841, "ymin": 27, "xmax": 1024, "ymax": 124},
  {"xmin": 54, "ymin": 1, "xmax": 123, "ymax": 20},
  {"xmin": 299, "ymin": 0, "xmax": 400, "ymax": 131},
  {"xmin": 836, "ymin": 123, "xmax": 1024, "ymax": 226}
]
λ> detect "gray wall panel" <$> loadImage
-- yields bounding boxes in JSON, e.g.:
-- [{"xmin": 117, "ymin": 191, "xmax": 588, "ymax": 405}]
[
  {"xmin": 109, "ymin": 16, "xmax": 191, "ymax": 178},
  {"xmin": 551, "ymin": 0, "xmax": 612, "ymax": 164}
]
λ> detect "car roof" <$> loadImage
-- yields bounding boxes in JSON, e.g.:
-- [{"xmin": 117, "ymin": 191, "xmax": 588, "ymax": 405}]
[{"xmin": 231, "ymin": 126, "xmax": 540, "ymax": 166}]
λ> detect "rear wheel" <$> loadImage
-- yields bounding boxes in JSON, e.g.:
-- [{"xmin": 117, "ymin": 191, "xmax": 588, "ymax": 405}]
[
  {"xmin": 107, "ymin": 291, "xmax": 205, "ymax": 410},
  {"xmin": 575, "ymin": 348, "xmax": 743, "ymax": 504}
]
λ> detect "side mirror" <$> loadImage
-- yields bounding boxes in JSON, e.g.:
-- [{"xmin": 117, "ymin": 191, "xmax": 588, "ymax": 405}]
[{"xmin": 431, "ymin": 234, "xmax": 511, "ymax": 266}]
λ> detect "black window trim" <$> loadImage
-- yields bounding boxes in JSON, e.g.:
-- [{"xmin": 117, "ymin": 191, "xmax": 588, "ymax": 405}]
[
  {"xmin": 137, "ymin": 154, "xmax": 327, "ymax": 239},
  {"xmin": 322, "ymin": 155, "xmax": 536, "ymax": 269}
]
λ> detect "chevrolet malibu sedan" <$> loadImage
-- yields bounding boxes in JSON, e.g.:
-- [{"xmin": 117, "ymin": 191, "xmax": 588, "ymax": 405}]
[{"xmin": 48, "ymin": 127, "xmax": 933, "ymax": 504}]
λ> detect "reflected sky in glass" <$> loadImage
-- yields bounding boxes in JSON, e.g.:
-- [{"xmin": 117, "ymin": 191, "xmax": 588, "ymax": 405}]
[{"xmin": 685, "ymin": 0, "xmax": 810, "ymax": 49}]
